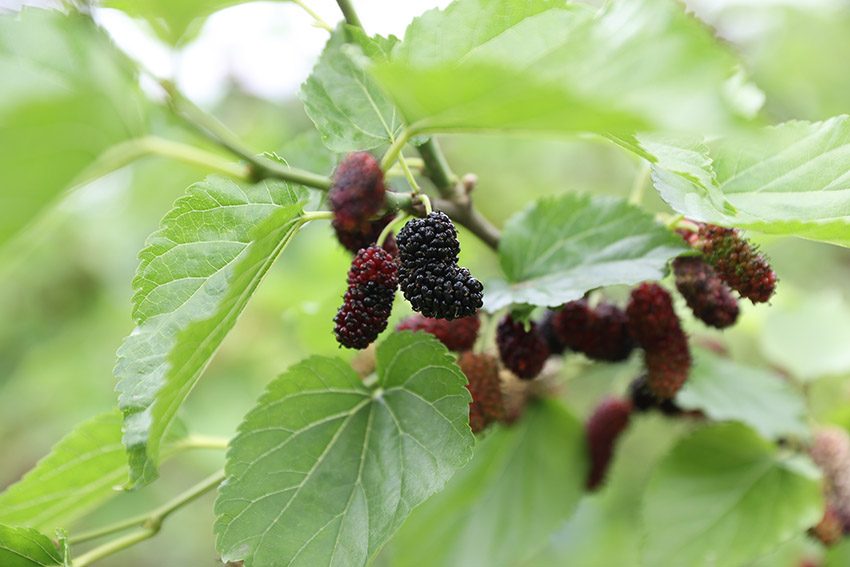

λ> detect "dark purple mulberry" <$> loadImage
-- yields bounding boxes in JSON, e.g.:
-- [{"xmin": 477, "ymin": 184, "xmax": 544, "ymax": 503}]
[
  {"xmin": 329, "ymin": 152, "xmax": 386, "ymax": 233},
  {"xmin": 552, "ymin": 299, "xmax": 634, "ymax": 362},
  {"xmin": 673, "ymin": 256, "xmax": 739, "ymax": 329},
  {"xmin": 496, "ymin": 315, "xmax": 550, "ymax": 380},
  {"xmin": 627, "ymin": 283, "xmax": 691, "ymax": 399},
  {"xmin": 333, "ymin": 246, "xmax": 397, "ymax": 349},
  {"xmin": 586, "ymin": 397, "xmax": 632, "ymax": 490},
  {"xmin": 396, "ymin": 212, "xmax": 483, "ymax": 320},
  {"xmin": 396, "ymin": 312, "xmax": 480, "ymax": 352},
  {"xmin": 539, "ymin": 310, "xmax": 568, "ymax": 355}
]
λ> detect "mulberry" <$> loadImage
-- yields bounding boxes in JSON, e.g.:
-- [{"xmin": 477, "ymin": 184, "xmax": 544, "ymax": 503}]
[
  {"xmin": 396, "ymin": 212, "xmax": 483, "ymax": 320},
  {"xmin": 333, "ymin": 246, "xmax": 397, "ymax": 349},
  {"xmin": 586, "ymin": 397, "xmax": 632, "ymax": 490},
  {"xmin": 458, "ymin": 352, "xmax": 505, "ymax": 433},
  {"xmin": 552, "ymin": 299, "xmax": 633, "ymax": 362},
  {"xmin": 496, "ymin": 315, "xmax": 550, "ymax": 379},
  {"xmin": 333, "ymin": 213, "xmax": 397, "ymax": 257},
  {"xmin": 627, "ymin": 283, "xmax": 691, "ymax": 399},
  {"xmin": 628, "ymin": 374, "xmax": 682, "ymax": 416},
  {"xmin": 396, "ymin": 313, "xmax": 480, "ymax": 351},
  {"xmin": 810, "ymin": 506, "xmax": 844, "ymax": 546},
  {"xmin": 673, "ymin": 256, "xmax": 739, "ymax": 329},
  {"xmin": 694, "ymin": 223, "xmax": 776, "ymax": 304},
  {"xmin": 329, "ymin": 152, "xmax": 386, "ymax": 233},
  {"xmin": 539, "ymin": 310, "xmax": 568, "ymax": 355}
]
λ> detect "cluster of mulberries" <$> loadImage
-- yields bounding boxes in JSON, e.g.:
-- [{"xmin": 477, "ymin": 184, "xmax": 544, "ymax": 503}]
[
  {"xmin": 329, "ymin": 152, "xmax": 386, "ymax": 233},
  {"xmin": 550, "ymin": 299, "xmax": 634, "ymax": 362},
  {"xmin": 810, "ymin": 427, "xmax": 850, "ymax": 536},
  {"xmin": 627, "ymin": 283, "xmax": 691, "ymax": 399},
  {"xmin": 396, "ymin": 212, "xmax": 483, "ymax": 320},
  {"xmin": 333, "ymin": 246, "xmax": 398, "ymax": 349},
  {"xmin": 585, "ymin": 397, "xmax": 632, "ymax": 490},
  {"xmin": 688, "ymin": 223, "xmax": 777, "ymax": 304},
  {"xmin": 396, "ymin": 312, "xmax": 480, "ymax": 351},
  {"xmin": 672, "ymin": 256, "xmax": 739, "ymax": 329},
  {"xmin": 495, "ymin": 315, "xmax": 550, "ymax": 379},
  {"xmin": 458, "ymin": 352, "xmax": 505, "ymax": 434}
]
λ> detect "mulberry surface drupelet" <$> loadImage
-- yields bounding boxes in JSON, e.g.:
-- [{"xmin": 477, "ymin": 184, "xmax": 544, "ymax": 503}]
[
  {"xmin": 333, "ymin": 246, "xmax": 398, "ymax": 349},
  {"xmin": 585, "ymin": 397, "xmax": 632, "ymax": 490},
  {"xmin": 627, "ymin": 283, "xmax": 691, "ymax": 399},
  {"xmin": 458, "ymin": 352, "xmax": 505, "ymax": 434},
  {"xmin": 396, "ymin": 312, "xmax": 480, "ymax": 351},
  {"xmin": 495, "ymin": 315, "xmax": 550, "ymax": 379},
  {"xmin": 329, "ymin": 152, "xmax": 386, "ymax": 233},
  {"xmin": 396, "ymin": 212, "xmax": 483, "ymax": 320},
  {"xmin": 673, "ymin": 256, "xmax": 739, "ymax": 329}
]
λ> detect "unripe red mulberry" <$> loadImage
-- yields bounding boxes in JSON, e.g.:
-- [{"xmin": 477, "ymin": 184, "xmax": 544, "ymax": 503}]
[
  {"xmin": 396, "ymin": 313, "xmax": 480, "ymax": 351},
  {"xmin": 329, "ymin": 152, "xmax": 386, "ymax": 233},
  {"xmin": 457, "ymin": 352, "xmax": 505, "ymax": 433},
  {"xmin": 552, "ymin": 299, "xmax": 633, "ymax": 362},
  {"xmin": 694, "ymin": 223, "xmax": 776, "ymax": 304},
  {"xmin": 628, "ymin": 374, "xmax": 682, "ymax": 416},
  {"xmin": 673, "ymin": 256, "xmax": 738, "ymax": 329},
  {"xmin": 810, "ymin": 506, "xmax": 844, "ymax": 546},
  {"xmin": 333, "ymin": 246, "xmax": 397, "ymax": 349},
  {"xmin": 496, "ymin": 315, "xmax": 550, "ymax": 379},
  {"xmin": 627, "ymin": 283, "xmax": 691, "ymax": 399},
  {"xmin": 333, "ymin": 213, "xmax": 397, "ymax": 257},
  {"xmin": 586, "ymin": 397, "xmax": 632, "ymax": 490}
]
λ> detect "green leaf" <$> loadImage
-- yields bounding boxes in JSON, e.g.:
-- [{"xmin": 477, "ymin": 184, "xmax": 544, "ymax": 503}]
[
  {"xmin": 650, "ymin": 116, "xmax": 850, "ymax": 247},
  {"xmin": 0, "ymin": 525, "xmax": 61, "ymax": 567},
  {"xmin": 387, "ymin": 398, "xmax": 586, "ymax": 567},
  {"xmin": 486, "ymin": 193, "xmax": 688, "ymax": 311},
  {"xmin": 214, "ymin": 332, "xmax": 474, "ymax": 567},
  {"xmin": 372, "ymin": 0, "xmax": 748, "ymax": 136},
  {"xmin": 0, "ymin": 8, "xmax": 147, "ymax": 249},
  {"xmin": 102, "ymin": 0, "xmax": 244, "ymax": 45},
  {"xmin": 758, "ymin": 291, "xmax": 850, "ymax": 381},
  {"xmin": 0, "ymin": 412, "xmax": 187, "ymax": 532},
  {"xmin": 642, "ymin": 423, "xmax": 823, "ymax": 567},
  {"xmin": 300, "ymin": 27, "xmax": 405, "ymax": 153},
  {"xmin": 676, "ymin": 349, "xmax": 809, "ymax": 441},
  {"xmin": 116, "ymin": 176, "xmax": 305, "ymax": 486}
]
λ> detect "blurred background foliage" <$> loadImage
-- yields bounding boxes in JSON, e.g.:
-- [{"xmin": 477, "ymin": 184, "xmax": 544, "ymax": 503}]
[{"xmin": 1, "ymin": 0, "xmax": 849, "ymax": 565}]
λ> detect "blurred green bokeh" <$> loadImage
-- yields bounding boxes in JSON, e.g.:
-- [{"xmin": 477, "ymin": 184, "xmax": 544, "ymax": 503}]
[{"xmin": 1, "ymin": 1, "xmax": 850, "ymax": 566}]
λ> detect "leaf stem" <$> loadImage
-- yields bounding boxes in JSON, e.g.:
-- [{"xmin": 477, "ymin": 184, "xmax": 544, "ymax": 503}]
[
  {"xmin": 335, "ymin": 0, "xmax": 363, "ymax": 30},
  {"xmin": 170, "ymin": 434, "xmax": 230, "ymax": 452},
  {"xmin": 292, "ymin": 0, "xmax": 333, "ymax": 31},
  {"xmin": 71, "ymin": 136, "xmax": 250, "ymax": 187},
  {"xmin": 398, "ymin": 154, "xmax": 421, "ymax": 193},
  {"xmin": 628, "ymin": 162, "xmax": 651, "ymax": 206},
  {"xmin": 380, "ymin": 129, "xmax": 413, "ymax": 172},
  {"xmin": 70, "ymin": 470, "xmax": 225, "ymax": 563},
  {"xmin": 160, "ymin": 80, "xmax": 333, "ymax": 191},
  {"xmin": 301, "ymin": 210, "xmax": 335, "ymax": 222}
]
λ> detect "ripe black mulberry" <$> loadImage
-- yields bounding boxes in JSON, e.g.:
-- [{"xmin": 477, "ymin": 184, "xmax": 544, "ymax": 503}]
[{"xmin": 496, "ymin": 315, "xmax": 550, "ymax": 379}]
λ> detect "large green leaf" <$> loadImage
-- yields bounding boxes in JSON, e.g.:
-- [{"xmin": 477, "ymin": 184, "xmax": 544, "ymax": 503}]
[
  {"xmin": 300, "ymin": 27, "xmax": 405, "ymax": 153},
  {"xmin": 387, "ymin": 398, "xmax": 586, "ymax": 567},
  {"xmin": 0, "ymin": 525, "xmax": 62, "ymax": 567},
  {"xmin": 676, "ymin": 350, "xmax": 809, "ymax": 441},
  {"xmin": 0, "ymin": 8, "xmax": 147, "ymax": 249},
  {"xmin": 650, "ymin": 116, "xmax": 850, "ymax": 247},
  {"xmin": 214, "ymin": 332, "xmax": 474, "ymax": 567},
  {"xmin": 372, "ymin": 0, "xmax": 749, "ymax": 136},
  {"xmin": 102, "ymin": 0, "xmax": 247, "ymax": 45},
  {"xmin": 116, "ymin": 176, "xmax": 305, "ymax": 486},
  {"xmin": 0, "ymin": 412, "xmax": 187, "ymax": 533},
  {"xmin": 642, "ymin": 423, "xmax": 823, "ymax": 567},
  {"xmin": 486, "ymin": 193, "xmax": 688, "ymax": 311}
]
